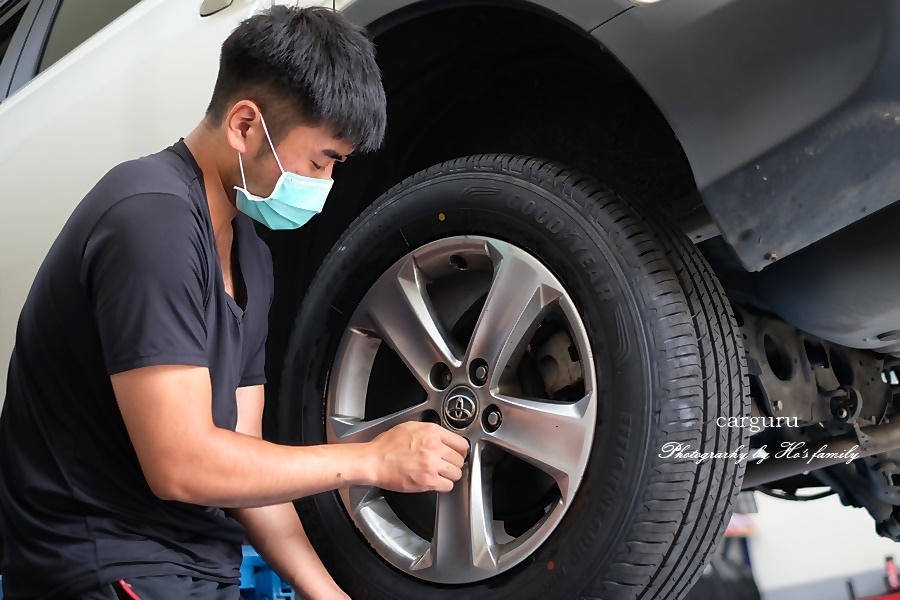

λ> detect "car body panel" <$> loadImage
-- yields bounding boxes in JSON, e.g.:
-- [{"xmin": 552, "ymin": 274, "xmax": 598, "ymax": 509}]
[
  {"xmin": 593, "ymin": 0, "xmax": 898, "ymax": 271},
  {"xmin": 341, "ymin": 0, "xmax": 631, "ymax": 35}
]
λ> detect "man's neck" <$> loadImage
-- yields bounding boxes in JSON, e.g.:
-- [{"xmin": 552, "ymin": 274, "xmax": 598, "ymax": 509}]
[{"xmin": 182, "ymin": 122, "xmax": 238, "ymax": 251}]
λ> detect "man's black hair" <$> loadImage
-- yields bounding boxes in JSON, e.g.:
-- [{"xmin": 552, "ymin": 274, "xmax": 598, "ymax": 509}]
[{"xmin": 206, "ymin": 5, "xmax": 386, "ymax": 154}]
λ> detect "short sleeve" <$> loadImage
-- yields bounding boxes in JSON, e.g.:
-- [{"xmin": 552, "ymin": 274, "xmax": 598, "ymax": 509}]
[
  {"xmin": 239, "ymin": 238, "xmax": 273, "ymax": 388},
  {"xmin": 81, "ymin": 193, "xmax": 210, "ymax": 375}
]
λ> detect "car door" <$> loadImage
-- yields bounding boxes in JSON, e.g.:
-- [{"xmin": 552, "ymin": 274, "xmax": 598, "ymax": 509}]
[{"xmin": 0, "ymin": 0, "xmax": 285, "ymax": 404}]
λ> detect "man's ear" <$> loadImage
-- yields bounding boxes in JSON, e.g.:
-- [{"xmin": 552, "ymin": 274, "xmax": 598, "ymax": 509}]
[{"xmin": 224, "ymin": 101, "xmax": 262, "ymax": 156}]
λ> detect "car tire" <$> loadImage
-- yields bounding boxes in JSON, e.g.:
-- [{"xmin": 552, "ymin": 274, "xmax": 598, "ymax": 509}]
[{"xmin": 277, "ymin": 154, "xmax": 750, "ymax": 600}]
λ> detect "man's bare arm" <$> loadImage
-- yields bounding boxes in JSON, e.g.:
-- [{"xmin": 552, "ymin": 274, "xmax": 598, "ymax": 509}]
[
  {"xmin": 111, "ymin": 364, "xmax": 467, "ymax": 508},
  {"xmin": 229, "ymin": 386, "xmax": 348, "ymax": 600}
]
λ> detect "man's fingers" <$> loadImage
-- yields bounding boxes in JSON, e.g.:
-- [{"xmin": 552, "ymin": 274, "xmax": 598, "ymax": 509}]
[
  {"xmin": 439, "ymin": 443, "xmax": 465, "ymax": 469},
  {"xmin": 433, "ymin": 477, "xmax": 453, "ymax": 493},
  {"xmin": 438, "ymin": 428, "xmax": 470, "ymax": 457},
  {"xmin": 439, "ymin": 461, "xmax": 463, "ymax": 482}
]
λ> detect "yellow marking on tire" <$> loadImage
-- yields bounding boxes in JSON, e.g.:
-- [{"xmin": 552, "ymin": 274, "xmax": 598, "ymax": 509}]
[{"xmin": 438, "ymin": 213, "xmax": 446, "ymax": 221}]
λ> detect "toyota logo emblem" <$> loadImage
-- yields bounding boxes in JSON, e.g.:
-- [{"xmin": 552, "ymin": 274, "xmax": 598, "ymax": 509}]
[{"xmin": 443, "ymin": 390, "xmax": 478, "ymax": 428}]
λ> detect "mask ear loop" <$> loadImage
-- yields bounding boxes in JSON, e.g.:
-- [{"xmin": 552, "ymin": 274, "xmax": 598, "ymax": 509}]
[
  {"xmin": 258, "ymin": 112, "xmax": 285, "ymax": 174},
  {"xmin": 238, "ymin": 153, "xmax": 248, "ymax": 190},
  {"xmin": 236, "ymin": 111, "xmax": 281, "ymax": 193}
]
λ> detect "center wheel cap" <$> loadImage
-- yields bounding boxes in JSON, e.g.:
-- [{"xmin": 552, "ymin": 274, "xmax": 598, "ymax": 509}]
[{"xmin": 443, "ymin": 387, "xmax": 478, "ymax": 429}]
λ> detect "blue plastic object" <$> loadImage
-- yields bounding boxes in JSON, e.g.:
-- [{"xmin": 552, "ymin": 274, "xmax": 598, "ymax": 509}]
[{"xmin": 240, "ymin": 545, "xmax": 295, "ymax": 600}]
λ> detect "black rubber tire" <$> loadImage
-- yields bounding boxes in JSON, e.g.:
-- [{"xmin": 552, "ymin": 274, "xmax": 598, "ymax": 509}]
[{"xmin": 277, "ymin": 154, "xmax": 750, "ymax": 600}]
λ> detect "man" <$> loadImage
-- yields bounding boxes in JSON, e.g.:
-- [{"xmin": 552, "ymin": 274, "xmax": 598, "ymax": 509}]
[{"xmin": 0, "ymin": 6, "xmax": 468, "ymax": 599}]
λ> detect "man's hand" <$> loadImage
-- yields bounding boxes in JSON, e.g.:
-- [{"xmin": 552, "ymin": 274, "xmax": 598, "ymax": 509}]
[{"xmin": 367, "ymin": 422, "xmax": 469, "ymax": 493}]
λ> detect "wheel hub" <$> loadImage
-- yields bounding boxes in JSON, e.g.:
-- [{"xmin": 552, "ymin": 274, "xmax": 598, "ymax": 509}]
[{"xmin": 443, "ymin": 387, "xmax": 478, "ymax": 429}]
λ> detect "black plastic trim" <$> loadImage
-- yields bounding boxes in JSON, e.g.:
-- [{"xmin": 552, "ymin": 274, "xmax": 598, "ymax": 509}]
[
  {"xmin": 7, "ymin": 0, "xmax": 58, "ymax": 97},
  {"xmin": 0, "ymin": 0, "xmax": 40, "ymax": 101}
]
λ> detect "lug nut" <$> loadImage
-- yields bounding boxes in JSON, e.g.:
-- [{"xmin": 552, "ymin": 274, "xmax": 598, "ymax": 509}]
[
  {"xmin": 483, "ymin": 406, "xmax": 502, "ymax": 432},
  {"xmin": 469, "ymin": 359, "xmax": 489, "ymax": 387},
  {"xmin": 430, "ymin": 363, "xmax": 453, "ymax": 391}
]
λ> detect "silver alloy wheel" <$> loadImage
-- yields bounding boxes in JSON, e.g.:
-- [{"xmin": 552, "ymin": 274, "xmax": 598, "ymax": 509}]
[{"xmin": 325, "ymin": 236, "xmax": 597, "ymax": 584}]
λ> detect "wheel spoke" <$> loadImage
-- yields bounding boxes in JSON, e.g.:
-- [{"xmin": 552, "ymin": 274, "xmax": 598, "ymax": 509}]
[
  {"xmin": 355, "ymin": 256, "xmax": 460, "ymax": 391},
  {"xmin": 347, "ymin": 485, "xmax": 381, "ymax": 515},
  {"xmin": 329, "ymin": 401, "xmax": 430, "ymax": 444},
  {"xmin": 487, "ymin": 392, "xmax": 594, "ymax": 502},
  {"xmin": 414, "ymin": 441, "xmax": 498, "ymax": 575},
  {"xmin": 466, "ymin": 243, "xmax": 562, "ymax": 385},
  {"xmin": 345, "ymin": 488, "xmax": 432, "ymax": 567}
]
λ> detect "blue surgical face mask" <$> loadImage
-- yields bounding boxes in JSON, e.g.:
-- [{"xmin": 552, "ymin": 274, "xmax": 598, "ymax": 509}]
[{"xmin": 234, "ymin": 112, "xmax": 334, "ymax": 230}]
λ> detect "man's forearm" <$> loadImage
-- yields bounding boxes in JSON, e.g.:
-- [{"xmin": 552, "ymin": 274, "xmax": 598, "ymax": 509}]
[
  {"xmin": 114, "ymin": 370, "xmax": 375, "ymax": 508},
  {"xmin": 114, "ymin": 368, "xmax": 464, "ymax": 509},
  {"xmin": 232, "ymin": 503, "xmax": 347, "ymax": 600},
  {"xmin": 160, "ymin": 431, "xmax": 373, "ymax": 508}
]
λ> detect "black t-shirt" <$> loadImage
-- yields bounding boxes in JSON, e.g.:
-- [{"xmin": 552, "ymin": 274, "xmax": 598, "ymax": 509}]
[{"xmin": 0, "ymin": 140, "xmax": 273, "ymax": 598}]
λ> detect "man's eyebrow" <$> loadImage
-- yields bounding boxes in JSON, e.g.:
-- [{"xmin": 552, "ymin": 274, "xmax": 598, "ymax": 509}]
[{"xmin": 323, "ymin": 149, "xmax": 353, "ymax": 161}]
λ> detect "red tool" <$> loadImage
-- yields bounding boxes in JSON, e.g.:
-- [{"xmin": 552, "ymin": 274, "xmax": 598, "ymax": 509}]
[{"xmin": 848, "ymin": 557, "xmax": 900, "ymax": 600}]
